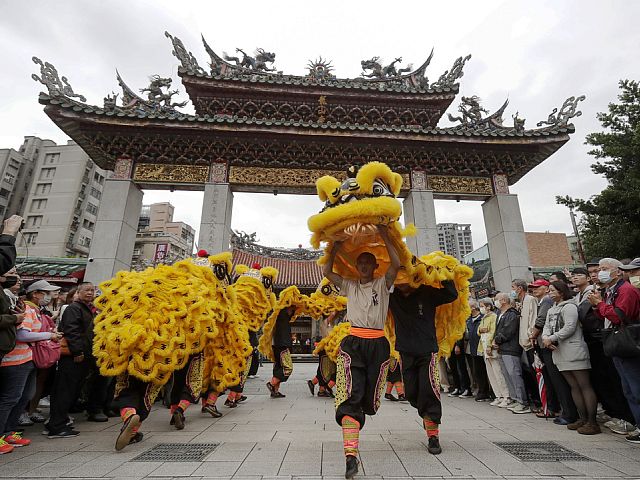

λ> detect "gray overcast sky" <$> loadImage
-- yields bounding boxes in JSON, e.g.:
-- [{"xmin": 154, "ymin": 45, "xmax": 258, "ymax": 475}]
[{"xmin": 1, "ymin": 0, "xmax": 638, "ymax": 250}]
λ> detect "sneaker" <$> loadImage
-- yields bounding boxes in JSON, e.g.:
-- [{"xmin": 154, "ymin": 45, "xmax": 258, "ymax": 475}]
[
  {"xmin": 202, "ymin": 404, "xmax": 222, "ymax": 418},
  {"xmin": 497, "ymin": 399, "xmax": 512, "ymax": 408},
  {"xmin": 326, "ymin": 387, "xmax": 335, "ymax": 398},
  {"xmin": 237, "ymin": 395, "xmax": 247, "ymax": 403},
  {"xmin": 0, "ymin": 437, "xmax": 14, "ymax": 455},
  {"xmin": 30, "ymin": 412, "xmax": 46, "ymax": 423},
  {"xmin": 625, "ymin": 432, "xmax": 640, "ymax": 444},
  {"xmin": 553, "ymin": 417, "xmax": 572, "ymax": 426},
  {"xmin": 605, "ymin": 418, "xmax": 636, "ymax": 435},
  {"xmin": 597, "ymin": 412, "xmax": 612, "ymax": 423},
  {"xmin": 447, "ymin": 388, "xmax": 461, "ymax": 397},
  {"xmin": 385, "ymin": 393, "xmax": 398, "ymax": 401},
  {"xmin": 266, "ymin": 382, "xmax": 275, "ymax": 394},
  {"xmin": 129, "ymin": 431, "xmax": 144, "ymax": 445},
  {"xmin": 225, "ymin": 399, "xmax": 237, "ymax": 408},
  {"xmin": 38, "ymin": 397, "xmax": 50, "ymax": 408},
  {"xmin": 475, "ymin": 396, "xmax": 491, "ymax": 402},
  {"xmin": 170, "ymin": 409, "xmax": 185, "ymax": 430},
  {"xmin": 5, "ymin": 432, "xmax": 31, "ymax": 447},
  {"xmin": 567, "ymin": 419, "xmax": 586, "ymax": 431},
  {"xmin": 511, "ymin": 404, "xmax": 531, "ymax": 414},
  {"xmin": 345, "ymin": 455, "xmax": 359, "ymax": 479},
  {"xmin": 427, "ymin": 436, "xmax": 442, "ymax": 455},
  {"xmin": 317, "ymin": 390, "xmax": 330, "ymax": 398},
  {"xmin": 270, "ymin": 391, "xmax": 286, "ymax": 398},
  {"xmin": 47, "ymin": 430, "xmax": 79, "ymax": 439},
  {"xmin": 87, "ymin": 412, "xmax": 109, "ymax": 422},
  {"xmin": 17, "ymin": 413, "xmax": 33, "ymax": 427},
  {"xmin": 507, "ymin": 402, "xmax": 521, "ymax": 411},
  {"xmin": 489, "ymin": 398, "xmax": 502, "ymax": 406},
  {"xmin": 459, "ymin": 389, "xmax": 473, "ymax": 398},
  {"xmin": 504, "ymin": 399, "xmax": 519, "ymax": 409},
  {"xmin": 577, "ymin": 423, "xmax": 601, "ymax": 435},
  {"xmin": 398, "ymin": 394, "xmax": 407, "ymax": 402},
  {"xmin": 441, "ymin": 386, "xmax": 450, "ymax": 394},
  {"xmin": 115, "ymin": 414, "xmax": 140, "ymax": 451},
  {"xmin": 307, "ymin": 380, "xmax": 315, "ymax": 396}
]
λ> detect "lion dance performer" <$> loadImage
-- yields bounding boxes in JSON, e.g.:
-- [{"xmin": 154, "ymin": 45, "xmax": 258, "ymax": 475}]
[
  {"xmin": 259, "ymin": 286, "xmax": 307, "ymax": 398},
  {"xmin": 93, "ymin": 252, "xmax": 235, "ymax": 450},
  {"xmin": 307, "ymin": 162, "xmax": 472, "ymax": 477}
]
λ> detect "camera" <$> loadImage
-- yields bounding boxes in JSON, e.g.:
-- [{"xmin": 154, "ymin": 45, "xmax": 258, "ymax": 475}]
[{"xmin": 88, "ymin": 257, "xmax": 95, "ymax": 263}]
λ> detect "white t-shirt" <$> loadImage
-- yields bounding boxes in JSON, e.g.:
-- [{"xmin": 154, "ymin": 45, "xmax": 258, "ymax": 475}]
[{"xmin": 342, "ymin": 276, "xmax": 392, "ymax": 330}]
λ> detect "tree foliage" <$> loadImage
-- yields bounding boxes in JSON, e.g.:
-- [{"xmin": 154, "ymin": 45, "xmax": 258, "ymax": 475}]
[{"xmin": 557, "ymin": 80, "xmax": 640, "ymax": 259}]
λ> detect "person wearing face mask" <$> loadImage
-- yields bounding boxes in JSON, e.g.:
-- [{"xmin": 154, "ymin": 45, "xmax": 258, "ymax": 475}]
[
  {"xmin": 478, "ymin": 298, "xmax": 510, "ymax": 406},
  {"xmin": 466, "ymin": 301, "xmax": 491, "ymax": 402},
  {"xmin": 592, "ymin": 257, "xmax": 640, "ymax": 445},
  {"xmin": 620, "ymin": 258, "xmax": 640, "ymax": 288},
  {"xmin": 0, "ymin": 280, "xmax": 62, "ymax": 450}
]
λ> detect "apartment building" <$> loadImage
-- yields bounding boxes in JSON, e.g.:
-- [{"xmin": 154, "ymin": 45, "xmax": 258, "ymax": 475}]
[{"xmin": 437, "ymin": 223, "xmax": 474, "ymax": 261}]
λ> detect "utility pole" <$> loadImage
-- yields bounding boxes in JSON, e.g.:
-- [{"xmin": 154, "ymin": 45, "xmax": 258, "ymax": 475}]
[{"xmin": 569, "ymin": 206, "xmax": 586, "ymax": 264}]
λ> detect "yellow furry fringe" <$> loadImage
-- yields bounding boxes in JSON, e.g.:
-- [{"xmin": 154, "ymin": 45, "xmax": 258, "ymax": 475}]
[
  {"xmin": 93, "ymin": 253, "xmax": 235, "ymax": 386},
  {"xmin": 258, "ymin": 285, "xmax": 308, "ymax": 361}
]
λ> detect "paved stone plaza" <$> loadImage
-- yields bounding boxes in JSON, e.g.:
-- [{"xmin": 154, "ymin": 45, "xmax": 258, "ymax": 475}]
[{"xmin": 1, "ymin": 363, "xmax": 639, "ymax": 480}]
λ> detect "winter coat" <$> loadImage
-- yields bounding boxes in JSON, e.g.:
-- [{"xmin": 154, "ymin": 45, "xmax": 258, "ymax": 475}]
[{"xmin": 543, "ymin": 300, "xmax": 590, "ymax": 371}]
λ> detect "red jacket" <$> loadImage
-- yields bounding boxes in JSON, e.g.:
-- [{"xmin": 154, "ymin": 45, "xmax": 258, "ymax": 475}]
[{"xmin": 595, "ymin": 280, "xmax": 640, "ymax": 325}]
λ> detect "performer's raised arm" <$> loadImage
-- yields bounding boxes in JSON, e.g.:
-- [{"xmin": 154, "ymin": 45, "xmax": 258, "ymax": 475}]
[
  {"xmin": 377, "ymin": 224, "xmax": 400, "ymax": 289},
  {"xmin": 323, "ymin": 241, "xmax": 344, "ymax": 288}
]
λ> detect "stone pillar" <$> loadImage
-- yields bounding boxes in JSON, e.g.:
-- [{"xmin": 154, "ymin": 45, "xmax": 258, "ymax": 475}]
[
  {"xmin": 482, "ymin": 193, "xmax": 533, "ymax": 292},
  {"xmin": 84, "ymin": 179, "xmax": 143, "ymax": 283},
  {"xmin": 199, "ymin": 183, "xmax": 233, "ymax": 253},
  {"xmin": 403, "ymin": 189, "xmax": 439, "ymax": 256}
]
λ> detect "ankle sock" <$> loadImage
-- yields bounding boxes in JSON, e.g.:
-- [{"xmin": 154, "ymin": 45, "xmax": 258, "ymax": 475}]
[
  {"xmin": 423, "ymin": 417, "xmax": 439, "ymax": 438},
  {"xmin": 395, "ymin": 382, "xmax": 404, "ymax": 395},
  {"xmin": 311, "ymin": 377, "xmax": 319, "ymax": 385},
  {"xmin": 385, "ymin": 382, "xmax": 393, "ymax": 394}
]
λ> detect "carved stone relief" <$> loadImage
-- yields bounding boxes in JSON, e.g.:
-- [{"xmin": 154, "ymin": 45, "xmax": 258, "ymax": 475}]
[{"xmin": 426, "ymin": 175, "xmax": 493, "ymax": 195}]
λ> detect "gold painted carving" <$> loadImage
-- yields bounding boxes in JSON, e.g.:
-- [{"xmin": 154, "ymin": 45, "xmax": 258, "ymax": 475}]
[
  {"xmin": 230, "ymin": 167, "xmax": 409, "ymax": 189},
  {"xmin": 317, "ymin": 95, "xmax": 328, "ymax": 123},
  {"xmin": 133, "ymin": 164, "xmax": 210, "ymax": 184},
  {"xmin": 426, "ymin": 175, "xmax": 493, "ymax": 195}
]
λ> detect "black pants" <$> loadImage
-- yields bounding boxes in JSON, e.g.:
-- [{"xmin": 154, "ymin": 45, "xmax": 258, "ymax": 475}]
[
  {"xmin": 112, "ymin": 375, "xmax": 160, "ymax": 422},
  {"xmin": 386, "ymin": 357, "xmax": 403, "ymax": 384},
  {"xmin": 469, "ymin": 355, "xmax": 491, "ymax": 398},
  {"xmin": 272, "ymin": 346, "xmax": 293, "ymax": 382},
  {"xmin": 248, "ymin": 348, "xmax": 260, "ymax": 376},
  {"xmin": 540, "ymin": 347, "xmax": 577, "ymax": 420},
  {"xmin": 49, "ymin": 356, "xmax": 108, "ymax": 433},
  {"xmin": 335, "ymin": 335, "xmax": 390, "ymax": 428},
  {"xmin": 170, "ymin": 353, "xmax": 203, "ymax": 406},
  {"xmin": 449, "ymin": 349, "xmax": 470, "ymax": 391},
  {"xmin": 316, "ymin": 350, "xmax": 336, "ymax": 387},
  {"xmin": 401, "ymin": 352, "xmax": 442, "ymax": 423},
  {"xmin": 587, "ymin": 339, "xmax": 634, "ymax": 423},
  {"xmin": 523, "ymin": 350, "xmax": 541, "ymax": 406}
]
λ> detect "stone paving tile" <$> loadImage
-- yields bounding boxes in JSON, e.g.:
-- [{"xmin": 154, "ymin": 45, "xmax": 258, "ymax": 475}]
[
  {"xmin": 234, "ymin": 460, "xmax": 280, "ymax": 476},
  {"xmin": 148, "ymin": 462, "xmax": 202, "ymax": 477},
  {"xmin": 192, "ymin": 461, "xmax": 242, "ymax": 477},
  {"xmin": 107, "ymin": 461, "xmax": 164, "ymax": 477},
  {"xmin": 278, "ymin": 461, "xmax": 322, "ymax": 475},
  {"xmin": 359, "ymin": 451, "xmax": 408, "ymax": 477},
  {"xmin": 16, "ymin": 462, "xmax": 78, "ymax": 478}
]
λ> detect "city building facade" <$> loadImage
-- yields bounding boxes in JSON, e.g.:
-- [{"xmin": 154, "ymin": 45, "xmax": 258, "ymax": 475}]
[{"xmin": 437, "ymin": 223, "xmax": 474, "ymax": 261}]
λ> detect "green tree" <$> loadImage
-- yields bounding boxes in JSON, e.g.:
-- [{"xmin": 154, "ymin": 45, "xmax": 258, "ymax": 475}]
[{"xmin": 557, "ymin": 80, "xmax": 640, "ymax": 259}]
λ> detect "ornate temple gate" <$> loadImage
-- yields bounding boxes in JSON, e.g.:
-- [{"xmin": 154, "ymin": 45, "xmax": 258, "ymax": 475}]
[{"xmin": 32, "ymin": 33, "xmax": 584, "ymax": 291}]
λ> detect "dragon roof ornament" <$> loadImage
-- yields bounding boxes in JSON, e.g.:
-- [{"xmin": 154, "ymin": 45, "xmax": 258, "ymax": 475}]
[
  {"xmin": 431, "ymin": 54, "xmax": 472, "ymax": 89},
  {"xmin": 537, "ymin": 95, "xmax": 586, "ymax": 127},
  {"xmin": 231, "ymin": 231, "xmax": 322, "ymax": 261},
  {"xmin": 165, "ymin": 31, "xmax": 206, "ymax": 75},
  {"xmin": 31, "ymin": 57, "xmax": 86, "ymax": 104},
  {"xmin": 107, "ymin": 70, "xmax": 187, "ymax": 115},
  {"xmin": 447, "ymin": 96, "xmax": 510, "ymax": 127}
]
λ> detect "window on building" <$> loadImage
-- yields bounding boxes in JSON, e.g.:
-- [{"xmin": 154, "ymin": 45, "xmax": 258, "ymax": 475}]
[
  {"xmin": 45, "ymin": 153, "xmax": 60, "ymax": 164},
  {"xmin": 90, "ymin": 187, "xmax": 101, "ymax": 200},
  {"xmin": 82, "ymin": 219, "xmax": 95, "ymax": 231},
  {"xmin": 39, "ymin": 168, "xmax": 56, "ymax": 180},
  {"xmin": 86, "ymin": 203, "xmax": 98, "ymax": 215},
  {"xmin": 93, "ymin": 172, "xmax": 104, "ymax": 185},
  {"xmin": 79, "ymin": 236, "xmax": 91, "ymax": 247},
  {"xmin": 3, "ymin": 173, "xmax": 15, "ymax": 185},
  {"xmin": 24, "ymin": 232, "xmax": 38, "ymax": 245},
  {"xmin": 0, "ymin": 188, "xmax": 9, "ymax": 199},
  {"xmin": 27, "ymin": 216, "xmax": 42, "ymax": 227},
  {"xmin": 35, "ymin": 183, "xmax": 51, "ymax": 195},
  {"xmin": 31, "ymin": 199, "xmax": 47, "ymax": 210}
]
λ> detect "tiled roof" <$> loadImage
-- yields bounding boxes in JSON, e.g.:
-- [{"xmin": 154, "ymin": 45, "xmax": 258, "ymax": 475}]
[
  {"xmin": 16, "ymin": 257, "xmax": 86, "ymax": 283},
  {"xmin": 232, "ymin": 249, "xmax": 322, "ymax": 289},
  {"xmin": 40, "ymin": 93, "xmax": 575, "ymax": 138}
]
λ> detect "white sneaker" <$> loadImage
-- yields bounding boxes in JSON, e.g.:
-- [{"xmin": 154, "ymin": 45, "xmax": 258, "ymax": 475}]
[
  {"xmin": 489, "ymin": 398, "xmax": 502, "ymax": 406},
  {"xmin": 39, "ymin": 397, "xmax": 50, "ymax": 408},
  {"xmin": 18, "ymin": 413, "xmax": 33, "ymax": 426},
  {"xmin": 497, "ymin": 399, "xmax": 512, "ymax": 408},
  {"xmin": 507, "ymin": 402, "xmax": 521, "ymax": 411}
]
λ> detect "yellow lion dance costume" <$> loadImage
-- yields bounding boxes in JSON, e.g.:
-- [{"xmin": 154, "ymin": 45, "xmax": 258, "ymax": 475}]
[{"xmin": 307, "ymin": 161, "xmax": 473, "ymax": 359}]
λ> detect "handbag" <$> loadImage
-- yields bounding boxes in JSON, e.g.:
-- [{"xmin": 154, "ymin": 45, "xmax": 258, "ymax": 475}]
[
  {"xmin": 31, "ymin": 339, "xmax": 61, "ymax": 368},
  {"xmin": 602, "ymin": 324, "xmax": 640, "ymax": 358}
]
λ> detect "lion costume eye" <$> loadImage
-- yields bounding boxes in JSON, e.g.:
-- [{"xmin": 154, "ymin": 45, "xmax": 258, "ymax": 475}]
[
  {"xmin": 371, "ymin": 179, "xmax": 391, "ymax": 197},
  {"xmin": 213, "ymin": 263, "xmax": 229, "ymax": 284},
  {"xmin": 262, "ymin": 276, "xmax": 272, "ymax": 290}
]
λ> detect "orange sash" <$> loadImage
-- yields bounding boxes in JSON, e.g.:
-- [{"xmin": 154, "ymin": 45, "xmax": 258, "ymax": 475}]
[{"xmin": 350, "ymin": 327, "xmax": 385, "ymax": 339}]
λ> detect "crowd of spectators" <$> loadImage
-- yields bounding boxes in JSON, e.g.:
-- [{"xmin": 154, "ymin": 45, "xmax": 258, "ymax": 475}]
[{"xmin": 444, "ymin": 259, "xmax": 640, "ymax": 444}]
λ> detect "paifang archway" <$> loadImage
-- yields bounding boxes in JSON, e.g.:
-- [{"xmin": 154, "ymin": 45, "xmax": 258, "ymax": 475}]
[{"xmin": 32, "ymin": 32, "xmax": 584, "ymax": 291}]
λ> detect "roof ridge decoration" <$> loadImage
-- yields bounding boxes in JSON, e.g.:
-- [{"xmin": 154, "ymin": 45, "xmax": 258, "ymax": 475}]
[
  {"xmin": 31, "ymin": 56, "xmax": 86, "ymax": 104},
  {"xmin": 231, "ymin": 231, "xmax": 322, "ymax": 261},
  {"xmin": 446, "ymin": 96, "xmax": 511, "ymax": 129},
  {"xmin": 537, "ymin": 95, "xmax": 586, "ymax": 127},
  {"xmin": 107, "ymin": 70, "xmax": 188, "ymax": 116},
  {"xmin": 165, "ymin": 31, "xmax": 206, "ymax": 75}
]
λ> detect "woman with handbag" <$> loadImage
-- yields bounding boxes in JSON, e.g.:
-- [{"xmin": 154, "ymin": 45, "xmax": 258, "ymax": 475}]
[
  {"xmin": 0, "ymin": 280, "xmax": 62, "ymax": 449},
  {"xmin": 542, "ymin": 281, "xmax": 599, "ymax": 435}
]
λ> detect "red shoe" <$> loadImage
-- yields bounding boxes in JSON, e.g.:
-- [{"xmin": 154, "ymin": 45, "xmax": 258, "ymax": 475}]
[
  {"xmin": 0, "ymin": 437, "xmax": 14, "ymax": 454},
  {"xmin": 5, "ymin": 432, "xmax": 31, "ymax": 447}
]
